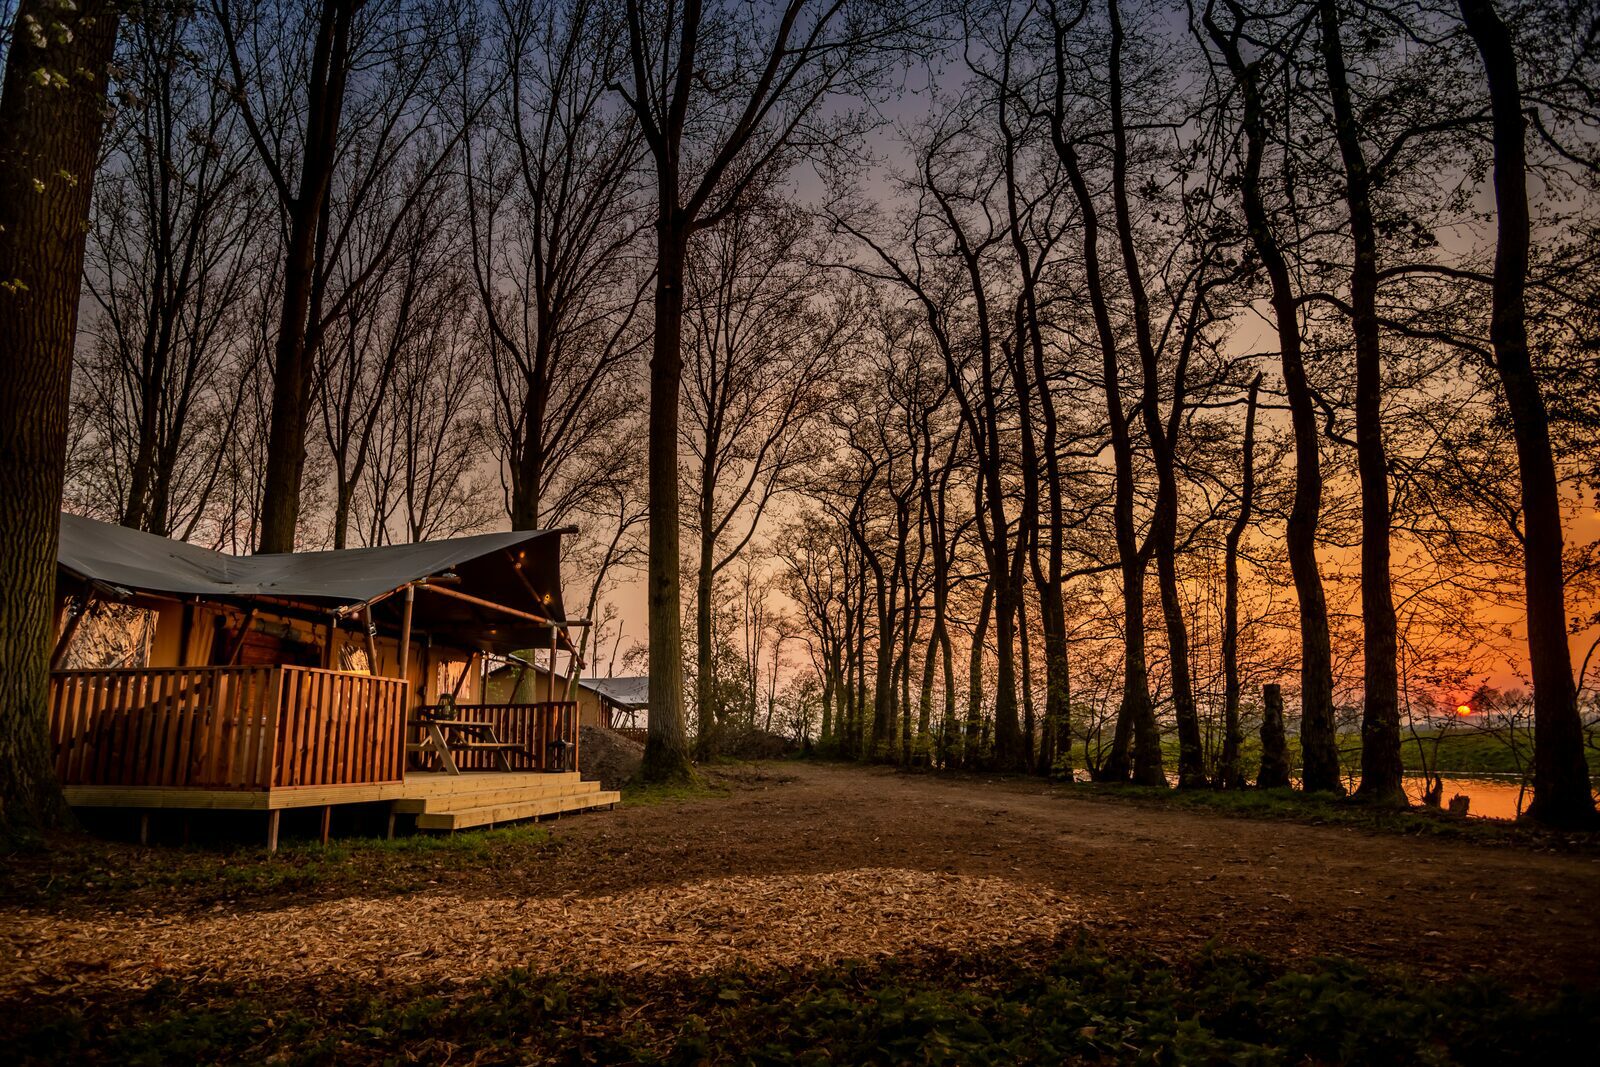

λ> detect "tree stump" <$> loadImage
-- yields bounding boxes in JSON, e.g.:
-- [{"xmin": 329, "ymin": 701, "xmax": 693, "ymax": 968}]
[{"xmin": 1258, "ymin": 683, "xmax": 1291, "ymax": 788}]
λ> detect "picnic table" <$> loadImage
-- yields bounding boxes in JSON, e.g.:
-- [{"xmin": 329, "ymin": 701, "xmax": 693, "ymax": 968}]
[{"xmin": 406, "ymin": 712, "xmax": 527, "ymax": 775}]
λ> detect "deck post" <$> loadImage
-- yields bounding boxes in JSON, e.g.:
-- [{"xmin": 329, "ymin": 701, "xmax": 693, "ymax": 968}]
[
  {"xmin": 386, "ymin": 808, "xmax": 397, "ymax": 840},
  {"xmin": 266, "ymin": 810, "xmax": 281, "ymax": 853},
  {"xmin": 319, "ymin": 805, "xmax": 332, "ymax": 845},
  {"xmin": 548, "ymin": 628, "xmax": 558, "ymax": 704},
  {"xmin": 364, "ymin": 604, "xmax": 381, "ymax": 675},
  {"xmin": 398, "ymin": 584, "xmax": 414, "ymax": 687},
  {"xmin": 138, "ymin": 812, "xmax": 150, "ymax": 846}
]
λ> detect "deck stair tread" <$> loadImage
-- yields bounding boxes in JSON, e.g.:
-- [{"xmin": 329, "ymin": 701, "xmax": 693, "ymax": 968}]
[
  {"xmin": 413, "ymin": 788, "xmax": 621, "ymax": 830},
  {"xmin": 400, "ymin": 771, "xmax": 581, "ymax": 796},
  {"xmin": 393, "ymin": 778, "xmax": 601, "ymax": 813}
]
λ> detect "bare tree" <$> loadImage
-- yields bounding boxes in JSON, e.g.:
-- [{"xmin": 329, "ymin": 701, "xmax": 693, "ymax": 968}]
[
  {"xmin": 466, "ymin": 0, "xmax": 650, "ymax": 534},
  {"xmin": 75, "ymin": 8, "xmax": 266, "ymax": 539},
  {"xmin": 1202, "ymin": 0, "xmax": 1341, "ymax": 792},
  {"xmin": 213, "ymin": 0, "xmax": 473, "ymax": 551},
  {"xmin": 618, "ymin": 0, "xmax": 929, "ymax": 781},
  {"xmin": 682, "ymin": 196, "xmax": 844, "ymax": 754},
  {"xmin": 1458, "ymin": 0, "xmax": 1597, "ymax": 827}
]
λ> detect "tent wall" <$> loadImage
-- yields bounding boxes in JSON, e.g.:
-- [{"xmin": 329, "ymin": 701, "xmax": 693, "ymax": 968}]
[{"xmin": 142, "ymin": 599, "xmax": 482, "ymax": 711}]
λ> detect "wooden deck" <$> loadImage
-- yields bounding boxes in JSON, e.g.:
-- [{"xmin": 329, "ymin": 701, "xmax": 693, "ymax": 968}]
[
  {"xmin": 63, "ymin": 770, "xmax": 619, "ymax": 825},
  {"xmin": 49, "ymin": 666, "xmax": 614, "ymax": 845}
]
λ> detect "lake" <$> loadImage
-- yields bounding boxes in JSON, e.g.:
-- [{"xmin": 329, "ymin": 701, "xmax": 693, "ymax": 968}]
[{"xmin": 1402, "ymin": 775, "xmax": 1528, "ymax": 821}]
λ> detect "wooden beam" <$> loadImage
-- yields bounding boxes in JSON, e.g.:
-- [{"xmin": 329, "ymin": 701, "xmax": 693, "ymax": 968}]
[
  {"xmin": 397, "ymin": 584, "xmax": 414, "ymax": 684},
  {"xmin": 364, "ymin": 604, "xmax": 381, "ymax": 676},
  {"xmin": 549, "ymin": 628, "xmax": 558, "ymax": 704},
  {"xmin": 415, "ymin": 581, "xmax": 562, "ymax": 627},
  {"xmin": 506, "ymin": 551, "xmax": 550, "ymax": 611}
]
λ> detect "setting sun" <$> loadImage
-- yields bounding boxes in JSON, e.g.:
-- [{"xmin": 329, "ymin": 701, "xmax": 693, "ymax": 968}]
[{"xmin": 1456, "ymin": 704, "xmax": 1473, "ymax": 717}]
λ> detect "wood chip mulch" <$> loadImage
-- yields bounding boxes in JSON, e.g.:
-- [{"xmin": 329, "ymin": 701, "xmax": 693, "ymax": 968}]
[{"xmin": 1, "ymin": 867, "xmax": 1075, "ymax": 999}]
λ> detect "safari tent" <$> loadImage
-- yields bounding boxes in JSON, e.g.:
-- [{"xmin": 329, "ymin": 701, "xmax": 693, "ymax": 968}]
[{"xmin": 47, "ymin": 514, "xmax": 619, "ymax": 846}]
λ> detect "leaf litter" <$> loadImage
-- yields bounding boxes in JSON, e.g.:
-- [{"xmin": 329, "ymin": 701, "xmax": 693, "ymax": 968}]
[{"xmin": 2, "ymin": 867, "xmax": 1074, "ymax": 998}]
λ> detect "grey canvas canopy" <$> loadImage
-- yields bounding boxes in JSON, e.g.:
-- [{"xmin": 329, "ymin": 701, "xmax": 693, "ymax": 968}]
[
  {"xmin": 56, "ymin": 512, "xmax": 575, "ymax": 654},
  {"xmin": 579, "ymin": 676, "xmax": 650, "ymax": 711}
]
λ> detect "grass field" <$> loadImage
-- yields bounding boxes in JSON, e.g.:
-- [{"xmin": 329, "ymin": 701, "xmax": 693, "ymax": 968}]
[{"xmin": 1069, "ymin": 728, "xmax": 1599, "ymax": 781}]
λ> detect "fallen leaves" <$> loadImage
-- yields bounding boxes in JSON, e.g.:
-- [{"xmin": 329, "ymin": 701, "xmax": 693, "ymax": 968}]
[{"xmin": 2, "ymin": 867, "xmax": 1075, "ymax": 999}]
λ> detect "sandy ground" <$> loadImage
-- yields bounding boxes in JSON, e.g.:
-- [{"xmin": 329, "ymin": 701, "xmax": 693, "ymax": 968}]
[{"xmin": 4, "ymin": 762, "xmax": 1598, "ymax": 1000}]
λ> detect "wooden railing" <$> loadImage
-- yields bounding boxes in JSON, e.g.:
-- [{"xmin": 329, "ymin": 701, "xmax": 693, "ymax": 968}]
[
  {"xmin": 608, "ymin": 726, "xmax": 649, "ymax": 746},
  {"xmin": 411, "ymin": 701, "xmax": 579, "ymax": 772},
  {"xmin": 273, "ymin": 666, "xmax": 407, "ymax": 788},
  {"xmin": 49, "ymin": 666, "xmax": 406, "ymax": 790}
]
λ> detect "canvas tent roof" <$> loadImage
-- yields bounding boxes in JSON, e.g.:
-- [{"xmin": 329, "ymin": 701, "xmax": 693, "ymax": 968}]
[
  {"xmin": 579, "ymin": 676, "xmax": 649, "ymax": 710},
  {"xmin": 56, "ymin": 513, "xmax": 576, "ymax": 654}
]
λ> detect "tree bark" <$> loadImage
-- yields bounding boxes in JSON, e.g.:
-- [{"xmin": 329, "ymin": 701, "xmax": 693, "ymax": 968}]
[
  {"xmin": 1317, "ymin": 0, "xmax": 1403, "ymax": 804},
  {"xmin": 1220, "ymin": 376, "xmax": 1262, "ymax": 790},
  {"xmin": 0, "ymin": 0, "xmax": 122, "ymax": 835},
  {"xmin": 255, "ymin": 0, "xmax": 359, "ymax": 553},
  {"xmin": 1206, "ymin": 4, "xmax": 1339, "ymax": 792},
  {"xmin": 1049, "ymin": 4, "xmax": 1162, "ymax": 787},
  {"xmin": 1258, "ymin": 683, "xmax": 1292, "ymax": 788},
  {"xmin": 965, "ymin": 580, "xmax": 995, "ymax": 766},
  {"xmin": 695, "ymin": 455, "xmax": 718, "ymax": 758},
  {"xmin": 1458, "ymin": 0, "xmax": 1596, "ymax": 827},
  {"xmin": 1103, "ymin": 0, "xmax": 1204, "ymax": 789},
  {"xmin": 999, "ymin": 76, "xmax": 1070, "ymax": 780},
  {"xmin": 641, "ymin": 219, "xmax": 696, "ymax": 782}
]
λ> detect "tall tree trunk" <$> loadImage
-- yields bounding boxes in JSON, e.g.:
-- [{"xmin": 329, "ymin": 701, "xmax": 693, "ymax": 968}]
[
  {"xmin": 1018, "ymin": 593, "xmax": 1036, "ymax": 770},
  {"xmin": 1206, "ymin": 6, "xmax": 1339, "ymax": 793},
  {"xmin": 1318, "ymin": 0, "xmax": 1403, "ymax": 804},
  {"xmin": 871, "ymin": 567, "xmax": 895, "ymax": 759},
  {"xmin": 899, "ymin": 623, "xmax": 913, "ymax": 766},
  {"xmin": 917, "ymin": 622, "xmax": 938, "ymax": 763},
  {"xmin": 1001, "ymin": 84, "xmax": 1068, "ymax": 778},
  {"xmin": 1049, "ymin": 8, "xmax": 1161, "ymax": 787},
  {"xmin": 0, "ymin": 0, "xmax": 122, "ymax": 836},
  {"xmin": 939, "ymin": 623, "xmax": 957, "ymax": 768},
  {"xmin": 256, "ymin": 0, "xmax": 358, "ymax": 553},
  {"xmin": 1220, "ymin": 376, "xmax": 1262, "ymax": 790},
  {"xmin": 509, "ymin": 355, "xmax": 549, "ymax": 530},
  {"xmin": 641, "ymin": 219, "xmax": 695, "ymax": 782},
  {"xmin": 965, "ymin": 580, "xmax": 995, "ymax": 767},
  {"xmin": 694, "ymin": 462, "xmax": 718, "ymax": 758},
  {"xmin": 989, "ymin": 569, "xmax": 1022, "ymax": 769},
  {"xmin": 1458, "ymin": 0, "xmax": 1596, "ymax": 827},
  {"xmin": 1102, "ymin": 0, "xmax": 1203, "ymax": 789}
]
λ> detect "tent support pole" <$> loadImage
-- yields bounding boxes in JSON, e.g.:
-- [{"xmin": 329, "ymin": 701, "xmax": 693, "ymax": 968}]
[
  {"xmin": 364, "ymin": 605, "xmax": 380, "ymax": 676},
  {"xmin": 397, "ymin": 584, "xmax": 414, "ymax": 685},
  {"xmin": 549, "ymin": 628, "xmax": 558, "ymax": 704}
]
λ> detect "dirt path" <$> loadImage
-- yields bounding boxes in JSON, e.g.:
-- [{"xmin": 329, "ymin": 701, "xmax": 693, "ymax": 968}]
[
  {"xmin": 545, "ymin": 763, "xmax": 1600, "ymax": 987},
  {"xmin": 5, "ymin": 762, "xmax": 1598, "ymax": 998}
]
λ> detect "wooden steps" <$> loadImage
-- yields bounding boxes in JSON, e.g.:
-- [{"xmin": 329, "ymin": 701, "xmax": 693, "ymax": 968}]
[
  {"xmin": 399, "ymin": 771, "xmax": 582, "ymax": 797},
  {"xmin": 413, "ymin": 787, "xmax": 621, "ymax": 830},
  {"xmin": 390, "ymin": 769, "xmax": 618, "ymax": 831},
  {"xmin": 393, "ymin": 777, "xmax": 601, "ymax": 814}
]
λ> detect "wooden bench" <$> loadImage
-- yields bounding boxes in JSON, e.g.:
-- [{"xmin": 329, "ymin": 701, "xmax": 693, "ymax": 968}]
[{"xmin": 407, "ymin": 715, "xmax": 527, "ymax": 775}]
